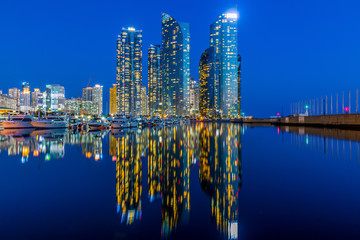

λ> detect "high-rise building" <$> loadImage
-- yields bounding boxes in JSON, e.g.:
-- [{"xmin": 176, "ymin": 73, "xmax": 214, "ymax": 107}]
[
  {"xmin": 148, "ymin": 44, "xmax": 161, "ymax": 116},
  {"xmin": 109, "ymin": 84, "xmax": 117, "ymax": 115},
  {"xmin": 8, "ymin": 88, "xmax": 20, "ymax": 110},
  {"xmin": 161, "ymin": 13, "xmax": 190, "ymax": 116},
  {"xmin": 45, "ymin": 84, "xmax": 65, "ymax": 111},
  {"xmin": 20, "ymin": 82, "xmax": 31, "ymax": 112},
  {"xmin": 210, "ymin": 13, "xmax": 239, "ymax": 116},
  {"xmin": 31, "ymin": 88, "xmax": 43, "ymax": 110},
  {"xmin": 82, "ymin": 87, "xmax": 92, "ymax": 102},
  {"xmin": 93, "ymin": 84, "xmax": 103, "ymax": 115},
  {"xmin": 237, "ymin": 55, "xmax": 241, "ymax": 116},
  {"xmin": 141, "ymin": 86, "xmax": 148, "ymax": 116},
  {"xmin": 116, "ymin": 27, "xmax": 142, "ymax": 117},
  {"xmin": 82, "ymin": 84, "xmax": 103, "ymax": 115},
  {"xmin": 189, "ymin": 77, "xmax": 199, "ymax": 115},
  {"xmin": 199, "ymin": 47, "xmax": 219, "ymax": 116}
]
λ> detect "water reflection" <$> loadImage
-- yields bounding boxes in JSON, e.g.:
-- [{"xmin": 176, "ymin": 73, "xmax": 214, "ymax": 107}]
[
  {"xmin": 0, "ymin": 128, "xmax": 105, "ymax": 163},
  {"xmin": 280, "ymin": 126, "xmax": 360, "ymax": 163},
  {"xmin": 110, "ymin": 130, "xmax": 144, "ymax": 225},
  {"xmin": 0, "ymin": 124, "xmax": 242, "ymax": 240},
  {"xmin": 199, "ymin": 124, "xmax": 241, "ymax": 239},
  {"xmin": 108, "ymin": 123, "xmax": 242, "ymax": 239}
]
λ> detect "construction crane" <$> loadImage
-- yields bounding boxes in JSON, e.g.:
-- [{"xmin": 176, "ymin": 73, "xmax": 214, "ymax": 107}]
[{"xmin": 86, "ymin": 77, "xmax": 91, "ymax": 88}]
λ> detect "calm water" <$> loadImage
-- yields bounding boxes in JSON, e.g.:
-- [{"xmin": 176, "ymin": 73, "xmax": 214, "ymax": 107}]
[{"xmin": 1, "ymin": 124, "xmax": 360, "ymax": 240}]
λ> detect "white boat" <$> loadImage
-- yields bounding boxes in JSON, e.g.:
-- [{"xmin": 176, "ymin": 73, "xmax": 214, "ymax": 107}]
[
  {"xmin": 88, "ymin": 117, "xmax": 110, "ymax": 131},
  {"xmin": 31, "ymin": 116, "xmax": 69, "ymax": 129},
  {"xmin": 88, "ymin": 122, "xmax": 102, "ymax": 131},
  {"xmin": 111, "ymin": 118, "xmax": 130, "ymax": 129},
  {"xmin": 2, "ymin": 115, "xmax": 34, "ymax": 129}
]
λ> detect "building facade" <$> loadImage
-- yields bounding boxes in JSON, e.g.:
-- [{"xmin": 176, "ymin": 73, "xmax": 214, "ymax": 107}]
[
  {"xmin": 65, "ymin": 98, "xmax": 98, "ymax": 115},
  {"xmin": 45, "ymin": 84, "xmax": 65, "ymax": 111},
  {"xmin": 109, "ymin": 84, "xmax": 117, "ymax": 115},
  {"xmin": 199, "ymin": 47, "xmax": 219, "ymax": 116},
  {"xmin": 116, "ymin": 27, "xmax": 142, "ymax": 117},
  {"xmin": 161, "ymin": 13, "xmax": 190, "ymax": 116},
  {"xmin": 148, "ymin": 44, "xmax": 161, "ymax": 116},
  {"xmin": 0, "ymin": 94, "xmax": 17, "ymax": 110},
  {"xmin": 20, "ymin": 82, "xmax": 31, "ymax": 112},
  {"xmin": 209, "ymin": 13, "xmax": 239, "ymax": 116},
  {"xmin": 189, "ymin": 77, "xmax": 199, "ymax": 115},
  {"xmin": 237, "ymin": 55, "xmax": 241, "ymax": 116},
  {"xmin": 8, "ymin": 88, "xmax": 20, "ymax": 110},
  {"xmin": 82, "ymin": 84, "xmax": 103, "ymax": 115},
  {"xmin": 141, "ymin": 86, "xmax": 148, "ymax": 116}
]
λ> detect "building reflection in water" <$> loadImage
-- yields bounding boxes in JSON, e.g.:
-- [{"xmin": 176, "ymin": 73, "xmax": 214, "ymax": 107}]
[
  {"xmin": 109, "ymin": 124, "xmax": 241, "ymax": 239},
  {"xmin": 281, "ymin": 126, "xmax": 360, "ymax": 163},
  {"xmin": 160, "ymin": 126, "xmax": 191, "ymax": 238},
  {"xmin": 0, "ymin": 124, "xmax": 242, "ymax": 239},
  {"xmin": 199, "ymin": 123, "xmax": 241, "ymax": 240},
  {"xmin": 0, "ymin": 129, "xmax": 105, "ymax": 163},
  {"xmin": 110, "ymin": 129, "xmax": 144, "ymax": 225}
]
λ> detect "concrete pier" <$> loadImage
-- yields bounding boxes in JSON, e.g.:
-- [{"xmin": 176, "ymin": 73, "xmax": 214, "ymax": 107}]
[{"xmin": 278, "ymin": 114, "xmax": 360, "ymax": 128}]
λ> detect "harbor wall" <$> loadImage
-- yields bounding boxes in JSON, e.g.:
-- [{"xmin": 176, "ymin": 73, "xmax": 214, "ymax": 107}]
[{"xmin": 279, "ymin": 114, "xmax": 360, "ymax": 128}]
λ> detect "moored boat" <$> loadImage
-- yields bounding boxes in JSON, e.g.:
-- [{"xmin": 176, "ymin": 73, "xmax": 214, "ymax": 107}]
[
  {"xmin": 2, "ymin": 115, "xmax": 34, "ymax": 129},
  {"xmin": 31, "ymin": 115, "xmax": 69, "ymax": 129}
]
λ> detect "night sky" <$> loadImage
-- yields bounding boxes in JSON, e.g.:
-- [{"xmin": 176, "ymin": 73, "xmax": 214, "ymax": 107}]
[{"xmin": 0, "ymin": 0, "xmax": 359, "ymax": 117}]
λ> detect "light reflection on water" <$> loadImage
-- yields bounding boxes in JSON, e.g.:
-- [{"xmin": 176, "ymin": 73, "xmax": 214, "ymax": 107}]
[
  {"xmin": 1, "ymin": 124, "xmax": 360, "ymax": 239},
  {"xmin": 0, "ymin": 123, "xmax": 242, "ymax": 240},
  {"xmin": 279, "ymin": 125, "xmax": 360, "ymax": 163}
]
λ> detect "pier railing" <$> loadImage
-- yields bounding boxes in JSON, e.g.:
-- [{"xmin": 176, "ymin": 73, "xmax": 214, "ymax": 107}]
[{"xmin": 290, "ymin": 89, "xmax": 359, "ymax": 116}]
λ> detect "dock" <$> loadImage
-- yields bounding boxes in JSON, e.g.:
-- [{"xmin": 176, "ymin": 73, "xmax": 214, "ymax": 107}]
[{"xmin": 277, "ymin": 114, "xmax": 360, "ymax": 129}]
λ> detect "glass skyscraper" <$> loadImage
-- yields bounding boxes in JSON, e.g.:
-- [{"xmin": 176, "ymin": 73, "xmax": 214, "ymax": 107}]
[
  {"xmin": 199, "ymin": 46, "xmax": 219, "ymax": 116},
  {"xmin": 147, "ymin": 44, "xmax": 161, "ymax": 116},
  {"xmin": 45, "ymin": 84, "xmax": 65, "ymax": 111},
  {"xmin": 210, "ymin": 13, "xmax": 239, "ymax": 116},
  {"xmin": 161, "ymin": 13, "xmax": 190, "ymax": 116},
  {"xmin": 117, "ymin": 27, "xmax": 143, "ymax": 117}
]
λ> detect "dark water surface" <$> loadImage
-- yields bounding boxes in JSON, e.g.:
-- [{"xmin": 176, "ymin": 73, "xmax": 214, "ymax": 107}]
[{"xmin": 1, "ymin": 123, "xmax": 360, "ymax": 240}]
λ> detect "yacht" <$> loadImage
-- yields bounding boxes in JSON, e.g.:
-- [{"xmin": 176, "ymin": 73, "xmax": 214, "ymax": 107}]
[
  {"xmin": 2, "ymin": 115, "xmax": 34, "ymax": 129},
  {"xmin": 88, "ymin": 117, "xmax": 110, "ymax": 131},
  {"xmin": 111, "ymin": 117, "xmax": 130, "ymax": 129},
  {"xmin": 31, "ymin": 115, "xmax": 69, "ymax": 129}
]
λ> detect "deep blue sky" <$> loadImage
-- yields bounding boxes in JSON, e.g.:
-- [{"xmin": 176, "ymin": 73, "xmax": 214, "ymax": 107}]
[{"xmin": 1, "ymin": 0, "xmax": 359, "ymax": 116}]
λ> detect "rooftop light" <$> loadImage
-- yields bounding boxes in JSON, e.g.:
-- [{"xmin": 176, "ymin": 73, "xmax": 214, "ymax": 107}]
[{"xmin": 225, "ymin": 13, "xmax": 238, "ymax": 19}]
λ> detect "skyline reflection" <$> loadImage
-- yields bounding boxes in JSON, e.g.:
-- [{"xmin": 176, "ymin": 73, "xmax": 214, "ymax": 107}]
[{"xmin": 0, "ymin": 124, "xmax": 242, "ymax": 239}]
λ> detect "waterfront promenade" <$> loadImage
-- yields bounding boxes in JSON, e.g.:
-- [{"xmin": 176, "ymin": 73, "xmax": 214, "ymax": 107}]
[{"xmin": 279, "ymin": 114, "xmax": 360, "ymax": 128}]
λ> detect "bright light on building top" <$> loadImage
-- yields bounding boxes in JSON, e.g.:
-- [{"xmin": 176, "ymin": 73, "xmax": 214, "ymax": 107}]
[
  {"xmin": 128, "ymin": 27, "xmax": 135, "ymax": 31},
  {"xmin": 225, "ymin": 13, "xmax": 238, "ymax": 19}
]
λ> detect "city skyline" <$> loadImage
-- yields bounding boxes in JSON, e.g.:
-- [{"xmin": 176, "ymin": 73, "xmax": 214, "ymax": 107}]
[{"xmin": 1, "ymin": 0, "xmax": 360, "ymax": 117}]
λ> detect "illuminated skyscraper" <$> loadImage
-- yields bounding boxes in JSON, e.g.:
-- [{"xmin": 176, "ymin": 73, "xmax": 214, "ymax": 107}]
[
  {"xmin": 237, "ymin": 55, "xmax": 242, "ymax": 116},
  {"xmin": 141, "ymin": 86, "xmax": 148, "ymax": 116},
  {"xmin": 109, "ymin": 84, "xmax": 117, "ymax": 115},
  {"xmin": 148, "ymin": 44, "xmax": 161, "ymax": 116},
  {"xmin": 8, "ymin": 88, "xmax": 20, "ymax": 110},
  {"xmin": 82, "ymin": 84, "xmax": 103, "ymax": 115},
  {"xmin": 210, "ymin": 13, "xmax": 239, "ymax": 116},
  {"xmin": 20, "ymin": 82, "xmax": 31, "ymax": 112},
  {"xmin": 199, "ymin": 47, "xmax": 219, "ymax": 116},
  {"xmin": 189, "ymin": 77, "xmax": 199, "ymax": 115},
  {"xmin": 117, "ymin": 27, "xmax": 143, "ymax": 117},
  {"xmin": 45, "ymin": 84, "xmax": 65, "ymax": 111},
  {"xmin": 161, "ymin": 13, "xmax": 190, "ymax": 116}
]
